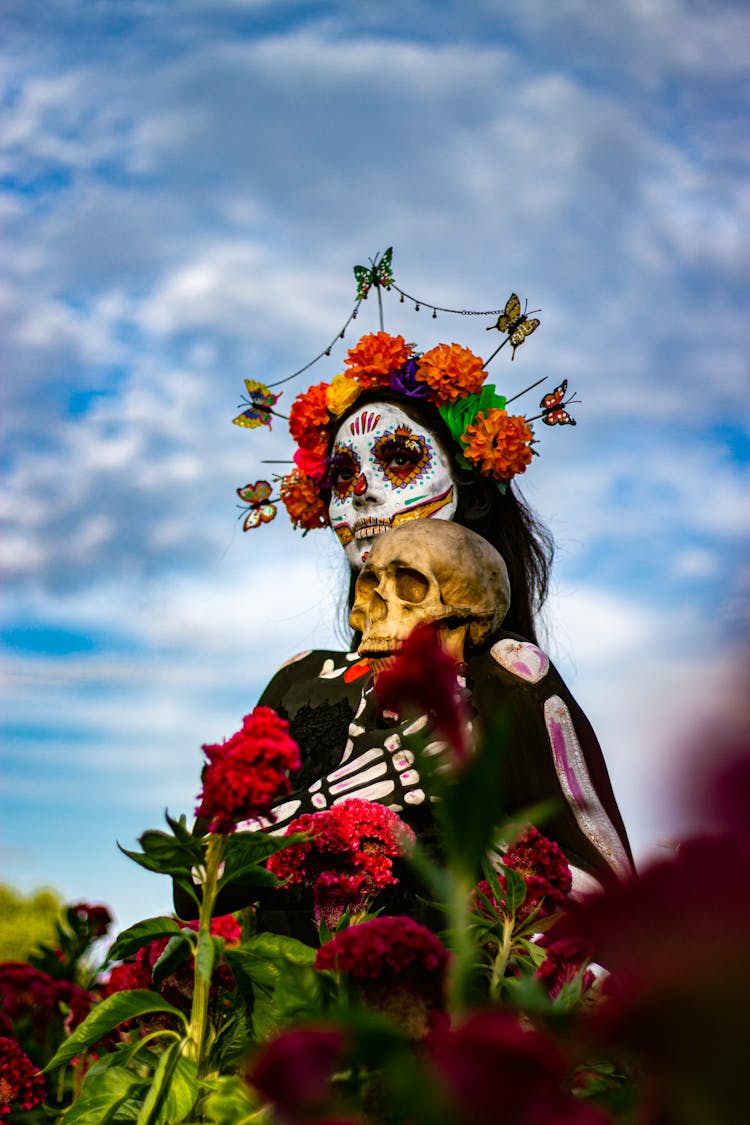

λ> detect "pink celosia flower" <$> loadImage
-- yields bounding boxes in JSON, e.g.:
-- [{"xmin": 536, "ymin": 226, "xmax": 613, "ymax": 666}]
[
  {"xmin": 374, "ymin": 622, "xmax": 472, "ymax": 762},
  {"xmin": 267, "ymin": 798, "xmax": 415, "ymax": 928},
  {"xmin": 0, "ymin": 1036, "xmax": 46, "ymax": 1117},
  {"xmin": 196, "ymin": 706, "xmax": 301, "ymax": 834},
  {"xmin": 315, "ymin": 916, "xmax": 450, "ymax": 1039},
  {"xmin": 103, "ymin": 960, "xmax": 153, "ymax": 996}
]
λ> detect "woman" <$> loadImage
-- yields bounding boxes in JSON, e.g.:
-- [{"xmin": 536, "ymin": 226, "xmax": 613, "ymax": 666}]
[{"xmin": 178, "ymin": 332, "xmax": 633, "ymax": 933}]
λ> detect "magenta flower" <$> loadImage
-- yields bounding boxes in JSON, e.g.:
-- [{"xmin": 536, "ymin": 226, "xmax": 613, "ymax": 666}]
[
  {"xmin": 268, "ymin": 798, "xmax": 415, "ymax": 928},
  {"xmin": 0, "ymin": 1036, "xmax": 46, "ymax": 1117},
  {"xmin": 196, "ymin": 706, "xmax": 301, "ymax": 833}
]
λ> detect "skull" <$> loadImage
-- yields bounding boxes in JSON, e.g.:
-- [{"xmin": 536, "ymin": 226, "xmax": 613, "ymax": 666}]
[{"xmin": 350, "ymin": 520, "xmax": 511, "ymax": 664}]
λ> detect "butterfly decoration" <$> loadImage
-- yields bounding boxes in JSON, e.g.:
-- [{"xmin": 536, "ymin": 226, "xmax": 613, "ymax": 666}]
[
  {"xmin": 236, "ymin": 480, "xmax": 278, "ymax": 530},
  {"xmin": 539, "ymin": 379, "xmax": 578, "ymax": 426},
  {"xmin": 233, "ymin": 380, "xmax": 282, "ymax": 429},
  {"xmin": 353, "ymin": 246, "xmax": 395, "ymax": 301},
  {"xmin": 488, "ymin": 293, "xmax": 541, "ymax": 359}
]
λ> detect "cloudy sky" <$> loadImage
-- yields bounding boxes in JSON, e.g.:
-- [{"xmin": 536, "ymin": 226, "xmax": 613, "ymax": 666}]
[{"xmin": 2, "ymin": 0, "xmax": 748, "ymax": 931}]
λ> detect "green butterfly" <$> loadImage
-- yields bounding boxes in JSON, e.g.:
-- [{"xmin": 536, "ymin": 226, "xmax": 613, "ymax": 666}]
[{"xmin": 353, "ymin": 246, "xmax": 394, "ymax": 301}]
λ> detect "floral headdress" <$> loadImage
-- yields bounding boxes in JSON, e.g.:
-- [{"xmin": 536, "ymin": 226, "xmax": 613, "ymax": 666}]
[{"xmin": 232, "ymin": 250, "xmax": 578, "ymax": 533}]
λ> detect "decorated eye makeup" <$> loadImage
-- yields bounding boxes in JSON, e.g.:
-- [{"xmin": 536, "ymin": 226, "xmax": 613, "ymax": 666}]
[
  {"xmin": 330, "ymin": 444, "xmax": 360, "ymax": 498},
  {"xmin": 373, "ymin": 427, "xmax": 431, "ymax": 487}
]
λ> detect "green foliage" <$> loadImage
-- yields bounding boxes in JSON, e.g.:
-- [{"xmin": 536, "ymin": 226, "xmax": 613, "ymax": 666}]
[{"xmin": 0, "ymin": 883, "xmax": 64, "ymax": 961}]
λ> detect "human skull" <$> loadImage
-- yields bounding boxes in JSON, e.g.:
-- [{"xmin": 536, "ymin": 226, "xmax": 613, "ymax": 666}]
[{"xmin": 350, "ymin": 520, "xmax": 511, "ymax": 664}]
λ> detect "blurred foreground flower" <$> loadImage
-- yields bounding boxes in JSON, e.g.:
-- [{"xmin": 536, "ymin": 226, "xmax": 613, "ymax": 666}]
[
  {"xmin": 374, "ymin": 622, "xmax": 471, "ymax": 761},
  {"xmin": 556, "ymin": 825, "xmax": 750, "ymax": 1123},
  {"xmin": 0, "ymin": 1036, "xmax": 46, "ymax": 1117},
  {"xmin": 267, "ymin": 798, "xmax": 415, "ymax": 928},
  {"xmin": 315, "ymin": 916, "xmax": 450, "ymax": 1040},
  {"xmin": 196, "ymin": 706, "xmax": 301, "ymax": 833},
  {"xmin": 427, "ymin": 1010, "xmax": 608, "ymax": 1125},
  {"xmin": 248, "ymin": 1025, "xmax": 349, "ymax": 1121}
]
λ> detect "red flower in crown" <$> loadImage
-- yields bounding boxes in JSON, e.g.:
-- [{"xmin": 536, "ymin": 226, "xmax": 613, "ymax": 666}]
[{"xmin": 196, "ymin": 707, "xmax": 301, "ymax": 834}]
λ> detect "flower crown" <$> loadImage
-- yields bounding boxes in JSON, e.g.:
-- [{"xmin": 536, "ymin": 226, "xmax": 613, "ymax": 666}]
[{"xmin": 232, "ymin": 253, "xmax": 578, "ymax": 533}]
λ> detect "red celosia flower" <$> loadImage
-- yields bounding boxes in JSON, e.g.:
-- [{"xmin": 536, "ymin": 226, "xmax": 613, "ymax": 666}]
[
  {"xmin": 374, "ymin": 622, "xmax": 472, "ymax": 762},
  {"xmin": 103, "ymin": 960, "xmax": 153, "ymax": 996},
  {"xmin": 288, "ymin": 382, "xmax": 330, "ymax": 451},
  {"xmin": 472, "ymin": 827, "xmax": 572, "ymax": 926},
  {"xmin": 344, "ymin": 332, "xmax": 413, "ymax": 389},
  {"xmin": 461, "ymin": 409, "xmax": 534, "ymax": 480},
  {"xmin": 68, "ymin": 902, "xmax": 113, "ymax": 938},
  {"xmin": 279, "ymin": 470, "xmax": 330, "ymax": 531},
  {"xmin": 0, "ymin": 1036, "xmax": 46, "ymax": 1117},
  {"xmin": 185, "ymin": 913, "xmax": 242, "ymax": 945},
  {"xmin": 416, "ymin": 342, "xmax": 486, "ymax": 404},
  {"xmin": 196, "ymin": 707, "xmax": 301, "ymax": 834},
  {"xmin": 315, "ymin": 916, "xmax": 449, "ymax": 1039},
  {"xmin": 428, "ymin": 1010, "xmax": 608, "ymax": 1125},
  {"xmin": 0, "ymin": 963, "xmax": 60, "ymax": 1043},
  {"xmin": 503, "ymin": 825, "xmax": 573, "ymax": 909},
  {"xmin": 534, "ymin": 937, "xmax": 595, "ymax": 1000},
  {"xmin": 268, "ymin": 799, "xmax": 415, "ymax": 928},
  {"xmin": 248, "ymin": 1026, "xmax": 348, "ymax": 1119}
]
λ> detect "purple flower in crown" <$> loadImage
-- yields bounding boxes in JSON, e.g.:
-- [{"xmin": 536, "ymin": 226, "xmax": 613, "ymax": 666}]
[{"xmin": 389, "ymin": 357, "xmax": 429, "ymax": 399}]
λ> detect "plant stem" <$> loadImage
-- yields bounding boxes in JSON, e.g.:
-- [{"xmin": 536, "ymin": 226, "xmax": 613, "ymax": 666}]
[
  {"xmin": 446, "ymin": 871, "xmax": 474, "ymax": 1018},
  {"xmin": 489, "ymin": 916, "xmax": 515, "ymax": 1001},
  {"xmin": 185, "ymin": 833, "xmax": 225, "ymax": 1074}
]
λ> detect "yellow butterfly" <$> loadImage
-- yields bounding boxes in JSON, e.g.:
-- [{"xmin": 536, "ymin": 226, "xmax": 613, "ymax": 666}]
[{"xmin": 489, "ymin": 293, "xmax": 540, "ymax": 359}]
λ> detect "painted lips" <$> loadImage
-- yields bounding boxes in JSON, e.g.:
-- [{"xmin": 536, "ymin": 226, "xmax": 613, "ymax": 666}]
[{"xmin": 353, "ymin": 517, "xmax": 392, "ymax": 541}]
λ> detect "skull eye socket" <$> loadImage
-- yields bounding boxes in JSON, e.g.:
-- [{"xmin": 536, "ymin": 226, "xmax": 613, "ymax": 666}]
[
  {"xmin": 355, "ymin": 569, "xmax": 379, "ymax": 599},
  {"xmin": 395, "ymin": 567, "xmax": 430, "ymax": 603}
]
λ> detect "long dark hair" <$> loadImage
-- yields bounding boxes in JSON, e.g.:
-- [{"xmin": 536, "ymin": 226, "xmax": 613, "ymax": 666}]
[{"xmin": 327, "ymin": 391, "xmax": 554, "ymax": 645}]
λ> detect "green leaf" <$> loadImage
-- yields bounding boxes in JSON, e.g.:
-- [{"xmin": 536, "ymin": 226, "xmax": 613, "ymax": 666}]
[
  {"xmin": 200, "ymin": 1075, "xmax": 262, "ymax": 1125},
  {"xmin": 45, "ymin": 991, "xmax": 188, "ymax": 1072},
  {"xmin": 60, "ymin": 1067, "xmax": 145, "ymax": 1124},
  {"xmin": 218, "ymin": 829, "xmax": 309, "ymax": 891},
  {"xmin": 151, "ymin": 933, "xmax": 193, "ymax": 988},
  {"xmin": 106, "ymin": 917, "xmax": 185, "ymax": 964},
  {"xmin": 225, "ymin": 933, "xmax": 323, "ymax": 1039},
  {"xmin": 135, "ymin": 1039, "xmax": 198, "ymax": 1125},
  {"xmin": 500, "ymin": 864, "xmax": 528, "ymax": 916},
  {"xmin": 194, "ymin": 929, "xmax": 220, "ymax": 985}
]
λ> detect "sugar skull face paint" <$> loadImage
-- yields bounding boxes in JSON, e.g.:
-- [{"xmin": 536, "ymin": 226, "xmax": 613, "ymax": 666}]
[{"xmin": 328, "ymin": 402, "xmax": 458, "ymax": 569}]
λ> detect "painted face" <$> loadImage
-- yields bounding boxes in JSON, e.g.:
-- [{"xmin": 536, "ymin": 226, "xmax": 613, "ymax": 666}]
[{"xmin": 328, "ymin": 402, "xmax": 458, "ymax": 569}]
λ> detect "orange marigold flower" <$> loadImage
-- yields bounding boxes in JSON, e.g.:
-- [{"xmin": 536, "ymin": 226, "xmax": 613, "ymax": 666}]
[
  {"xmin": 417, "ymin": 342, "xmax": 486, "ymax": 404},
  {"xmin": 344, "ymin": 332, "xmax": 413, "ymax": 389},
  {"xmin": 289, "ymin": 382, "xmax": 330, "ymax": 450},
  {"xmin": 280, "ymin": 471, "xmax": 330, "ymax": 531},
  {"xmin": 461, "ymin": 409, "xmax": 534, "ymax": 480}
]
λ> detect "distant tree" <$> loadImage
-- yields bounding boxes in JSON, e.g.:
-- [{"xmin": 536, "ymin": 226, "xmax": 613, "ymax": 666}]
[{"xmin": 0, "ymin": 884, "xmax": 63, "ymax": 962}]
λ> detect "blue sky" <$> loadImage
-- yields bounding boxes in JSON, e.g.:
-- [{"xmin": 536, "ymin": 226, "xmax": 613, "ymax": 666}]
[{"xmin": 1, "ymin": 0, "xmax": 749, "ymax": 931}]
